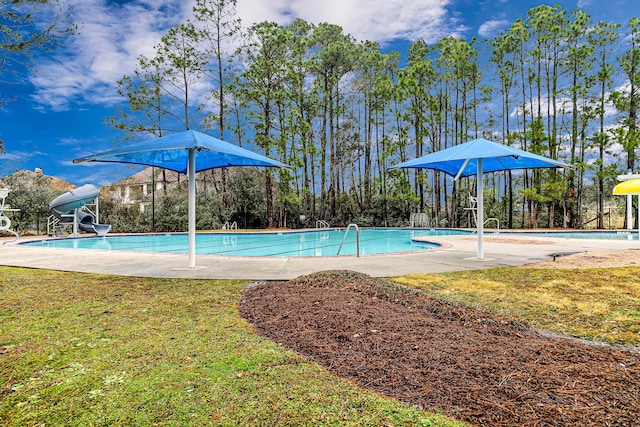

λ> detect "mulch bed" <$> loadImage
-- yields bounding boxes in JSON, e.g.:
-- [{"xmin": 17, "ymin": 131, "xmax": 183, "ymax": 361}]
[{"xmin": 239, "ymin": 271, "xmax": 640, "ymax": 427}]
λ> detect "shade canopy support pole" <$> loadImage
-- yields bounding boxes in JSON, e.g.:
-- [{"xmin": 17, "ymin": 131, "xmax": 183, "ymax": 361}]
[
  {"xmin": 477, "ymin": 158, "xmax": 484, "ymax": 259},
  {"xmin": 188, "ymin": 148, "xmax": 196, "ymax": 268},
  {"xmin": 628, "ymin": 195, "xmax": 633, "ymax": 230},
  {"xmin": 454, "ymin": 158, "xmax": 470, "ymax": 181}
]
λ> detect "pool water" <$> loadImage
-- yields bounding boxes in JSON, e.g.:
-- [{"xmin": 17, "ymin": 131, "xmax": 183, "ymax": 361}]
[{"xmin": 23, "ymin": 228, "xmax": 470, "ymax": 257}]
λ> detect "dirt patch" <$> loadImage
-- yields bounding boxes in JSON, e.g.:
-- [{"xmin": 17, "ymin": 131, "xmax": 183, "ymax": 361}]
[
  {"xmin": 240, "ymin": 271, "xmax": 640, "ymax": 427},
  {"xmin": 526, "ymin": 249, "xmax": 640, "ymax": 269}
]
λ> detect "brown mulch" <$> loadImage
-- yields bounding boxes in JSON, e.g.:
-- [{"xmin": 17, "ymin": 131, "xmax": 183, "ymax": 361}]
[{"xmin": 239, "ymin": 271, "xmax": 640, "ymax": 427}]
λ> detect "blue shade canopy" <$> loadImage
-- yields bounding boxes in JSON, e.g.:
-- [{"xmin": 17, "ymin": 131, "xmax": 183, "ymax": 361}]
[
  {"xmin": 73, "ymin": 129, "xmax": 291, "ymax": 173},
  {"xmin": 73, "ymin": 130, "xmax": 291, "ymax": 269},
  {"xmin": 388, "ymin": 138, "xmax": 574, "ymax": 259},
  {"xmin": 388, "ymin": 138, "xmax": 573, "ymax": 177}
]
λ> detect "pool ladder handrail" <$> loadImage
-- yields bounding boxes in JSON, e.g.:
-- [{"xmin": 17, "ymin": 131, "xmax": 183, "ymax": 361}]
[
  {"xmin": 483, "ymin": 217, "xmax": 500, "ymax": 232},
  {"xmin": 315, "ymin": 219, "xmax": 330, "ymax": 228},
  {"xmin": 222, "ymin": 221, "xmax": 237, "ymax": 230},
  {"xmin": 336, "ymin": 223, "xmax": 360, "ymax": 257}
]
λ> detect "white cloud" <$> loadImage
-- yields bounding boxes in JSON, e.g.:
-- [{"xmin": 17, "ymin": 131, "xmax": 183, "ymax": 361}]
[
  {"xmin": 478, "ymin": 19, "xmax": 509, "ymax": 38},
  {"xmin": 29, "ymin": 0, "xmax": 194, "ymax": 111},
  {"xmin": 510, "ymin": 93, "xmax": 619, "ymax": 120},
  {"xmin": 237, "ymin": 0, "xmax": 463, "ymax": 43},
  {"xmin": 0, "ymin": 152, "xmax": 24, "ymax": 161},
  {"xmin": 29, "ymin": 0, "xmax": 463, "ymax": 111}
]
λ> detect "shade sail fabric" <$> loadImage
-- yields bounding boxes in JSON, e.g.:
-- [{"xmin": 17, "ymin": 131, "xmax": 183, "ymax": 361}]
[
  {"xmin": 388, "ymin": 138, "xmax": 574, "ymax": 259},
  {"xmin": 613, "ymin": 178, "xmax": 640, "ymax": 195},
  {"xmin": 388, "ymin": 138, "xmax": 573, "ymax": 177},
  {"xmin": 73, "ymin": 129, "xmax": 291, "ymax": 173}
]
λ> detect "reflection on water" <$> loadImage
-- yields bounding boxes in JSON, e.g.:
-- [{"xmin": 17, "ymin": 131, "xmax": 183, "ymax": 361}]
[{"xmin": 91, "ymin": 237, "xmax": 112, "ymax": 250}]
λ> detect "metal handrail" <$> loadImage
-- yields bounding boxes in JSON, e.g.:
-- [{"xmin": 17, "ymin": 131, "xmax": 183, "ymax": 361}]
[
  {"xmin": 47, "ymin": 215, "xmax": 58, "ymax": 236},
  {"xmin": 222, "ymin": 221, "xmax": 237, "ymax": 230},
  {"xmin": 315, "ymin": 219, "xmax": 329, "ymax": 228},
  {"xmin": 484, "ymin": 218, "xmax": 500, "ymax": 232},
  {"xmin": 336, "ymin": 223, "xmax": 360, "ymax": 257}
]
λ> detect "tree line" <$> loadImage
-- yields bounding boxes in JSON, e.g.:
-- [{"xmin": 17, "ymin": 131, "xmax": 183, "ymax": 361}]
[
  {"xmin": 110, "ymin": 1, "xmax": 640, "ymax": 230},
  {"xmin": 6, "ymin": 1, "xmax": 639, "ymax": 232}
]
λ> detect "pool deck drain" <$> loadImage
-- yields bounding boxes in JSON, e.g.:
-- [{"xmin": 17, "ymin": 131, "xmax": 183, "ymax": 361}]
[{"xmin": 1, "ymin": 233, "xmax": 639, "ymax": 280}]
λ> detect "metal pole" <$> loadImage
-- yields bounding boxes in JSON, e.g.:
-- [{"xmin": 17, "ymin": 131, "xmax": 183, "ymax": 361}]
[
  {"xmin": 188, "ymin": 149, "xmax": 196, "ymax": 268},
  {"xmin": 73, "ymin": 207, "xmax": 79, "ymax": 237},
  {"xmin": 627, "ymin": 195, "xmax": 633, "ymax": 230},
  {"xmin": 152, "ymin": 166, "xmax": 155, "ymax": 232},
  {"xmin": 477, "ymin": 158, "xmax": 484, "ymax": 259}
]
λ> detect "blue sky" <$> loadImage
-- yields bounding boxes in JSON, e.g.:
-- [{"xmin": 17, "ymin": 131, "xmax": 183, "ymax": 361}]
[{"xmin": 0, "ymin": 0, "xmax": 635, "ymax": 186}]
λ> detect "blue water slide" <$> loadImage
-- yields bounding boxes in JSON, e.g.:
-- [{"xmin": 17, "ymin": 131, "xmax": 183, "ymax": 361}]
[{"xmin": 49, "ymin": 184, "xmax": 111, "ymax": 236}]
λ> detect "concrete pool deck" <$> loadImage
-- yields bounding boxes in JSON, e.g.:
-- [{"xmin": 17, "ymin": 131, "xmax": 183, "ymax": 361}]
[{"xmin": 1, "ymin": 231, "xmax": 639, "ymax": 280}]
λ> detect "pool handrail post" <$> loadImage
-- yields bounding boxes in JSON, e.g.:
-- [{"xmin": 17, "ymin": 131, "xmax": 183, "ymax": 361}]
[{"xmin": 337, "ymin": 224, "xmax": 360, "ymax": 257}]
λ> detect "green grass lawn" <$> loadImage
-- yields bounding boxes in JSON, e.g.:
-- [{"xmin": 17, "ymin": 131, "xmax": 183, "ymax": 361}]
[
  {"xmin": 2, "ymin": 265, "xmax": 639, "ymax": 426},
  {"xmin": 0, "ymin": 267, "xmax": 460, "ymax": 427},
  {"xmin": 393, "ymin": 266, "xmax": 640, "ymax": 347}
]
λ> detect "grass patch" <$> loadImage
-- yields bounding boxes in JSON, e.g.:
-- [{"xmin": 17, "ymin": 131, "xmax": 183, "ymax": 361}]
[
  {"xmin": 393, "ymin": 266, "xmax": 640, "ymax": 346},
  {"xmin": 4, "ymin": 264, "xmax": 639, "ymax": 425},
  {"xmin": 0, "ymin": 267, "xmax": 461, "ymax": 426}
]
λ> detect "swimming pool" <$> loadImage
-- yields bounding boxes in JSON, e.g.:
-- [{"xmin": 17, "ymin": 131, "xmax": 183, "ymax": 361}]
[{"xmin": 23, "ymin": 228, "xmax": 471, "ymax": 257}]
